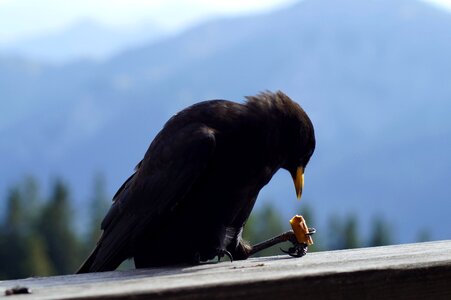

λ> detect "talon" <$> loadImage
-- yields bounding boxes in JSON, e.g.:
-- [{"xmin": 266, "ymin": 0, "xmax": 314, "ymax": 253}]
[
  {"xmin": 217, "ymin": 249, "xmax": 233, "ymax": 262},
  {"xmin": 281, "ymin": 244, "xmax": 308, "ymax": 258},
  {"xmin": 305, "ymin": 227, "xmax": 316, "ymax": 236},
  {"xmin": 280, "ymin": 247, "xmax": 294, "ymax": 255}
]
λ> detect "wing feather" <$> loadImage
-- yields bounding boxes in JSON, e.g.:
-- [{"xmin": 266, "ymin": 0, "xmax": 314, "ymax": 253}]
[{"xmin": 77, "ymin": 123, "xmax": 216, "ymax": 273}]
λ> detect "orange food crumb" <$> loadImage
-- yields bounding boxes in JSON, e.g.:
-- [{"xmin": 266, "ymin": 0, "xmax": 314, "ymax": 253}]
[{"xmin": 290, "ymin": 215, "xmax": 314, "ymax": 245}]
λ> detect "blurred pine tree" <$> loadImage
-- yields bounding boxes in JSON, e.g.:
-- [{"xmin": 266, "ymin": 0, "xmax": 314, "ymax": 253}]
[
  {"xmin": 243, "ymin": 201, "xmax": 286, "ymax": 257},
  {"xmin": 343, "ymin": 215, "xmax": 360, "ymax": 249},
  {"xmin": 37, "ymin": 179, "xmax": 83, "ymax": 275},
  {"xmin": 326, "ymin": 214, "xmax": 361, "ymax": 250},
  {"xmin": 85, "ymin": 173, "xmax": 110, "ymax": 252},
  {"xmin": 368, "ymin": 216, "xmax": 393, "ymax": 247}
]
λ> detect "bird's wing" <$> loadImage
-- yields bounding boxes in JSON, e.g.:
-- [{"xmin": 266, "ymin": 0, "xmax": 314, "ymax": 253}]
[{"xmin": 85, "ymin": 123, "xmax": 216, "ymax": 272}]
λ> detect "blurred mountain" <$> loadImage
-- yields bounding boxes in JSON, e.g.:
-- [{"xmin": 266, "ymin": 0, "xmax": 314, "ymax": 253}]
[
  {"xmin": 0, "ymin": 19, "xmax": 166, "ymax": 64},
  {"xmin": 1, "ymin": 0, "xmax": 451, "ymax": 243}
]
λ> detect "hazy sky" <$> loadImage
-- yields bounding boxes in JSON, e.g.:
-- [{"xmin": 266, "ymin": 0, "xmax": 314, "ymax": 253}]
[{"xmin": 0, "ymin": 0, "xmax": 450, "ymax": 43}]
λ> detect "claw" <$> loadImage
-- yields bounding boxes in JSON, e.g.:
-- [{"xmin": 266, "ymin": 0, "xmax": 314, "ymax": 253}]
[
  {"xmin": 217, "ymin": 249, "xmax": 233, "ymax": 262},
  {"xmin": 305, "ymin": 227, "xmax": 316, "ymax": 236},
  {"xmin": 248, "ymin": 228, "xmax": 316, "ymax": 258},
  {"xmin": 280, "ymin": 227, "xmax": 315, "ymax": 258},
  {"xmin": 280, "ymin": 244, "xmax": 308, "ymax": 257}
]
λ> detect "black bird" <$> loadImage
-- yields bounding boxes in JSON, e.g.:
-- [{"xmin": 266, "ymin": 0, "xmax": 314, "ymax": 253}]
[{"xmin": 77, "ymin": 91, "xmax": 315, "ymax": 273}]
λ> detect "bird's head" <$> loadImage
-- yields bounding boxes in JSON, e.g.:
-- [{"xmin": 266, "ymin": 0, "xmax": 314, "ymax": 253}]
[
  {"xmin": 246, "ymin": 91, "xmax": 316, "ymax": 200},
  {"xmin": 281, "ymin": 112, "xmax": 315, "ymax": 200},
  {"xmin": 284, "ymin": 141, "xmax": 315, "ymax": 200},
  {"xmin": 271, "ymin": 93, "xmax": 315, "ymax": 201}
]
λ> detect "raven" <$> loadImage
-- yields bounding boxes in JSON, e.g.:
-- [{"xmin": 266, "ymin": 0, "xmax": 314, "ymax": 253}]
[{"xmin": 77, "ymin": 91, "xmax": 315, "ymax": 273}]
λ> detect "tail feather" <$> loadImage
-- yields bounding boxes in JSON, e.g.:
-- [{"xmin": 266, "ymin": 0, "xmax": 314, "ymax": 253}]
[
  {"xmin": 76, "ymin": 246, "xmax": 101, "ymax": 274},
  {"xmin": 78, "ymin": 245, "xmax": 128, "ymax": 273}
]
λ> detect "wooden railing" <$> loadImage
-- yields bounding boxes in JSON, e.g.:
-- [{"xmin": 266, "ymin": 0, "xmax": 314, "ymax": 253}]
[{"xmin": 1, "ymin": 240, "xmax": 451, "ymax": 299}]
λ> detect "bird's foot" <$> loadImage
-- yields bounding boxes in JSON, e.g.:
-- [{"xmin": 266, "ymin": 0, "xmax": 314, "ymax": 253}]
[
  {"xmin": 280, "ymin": 243, "xmax": 308, "ymax": 257},
  {"xmin": 280, "ymin": 227, "xmax": 316, "ymax": 257},
  {"xmin": 248, "ymin": 228, "xmax": 316, "ymax": 258},
  {"xmin": 217, "ymin": 249, "xmax": 233, "ymax": 262}
]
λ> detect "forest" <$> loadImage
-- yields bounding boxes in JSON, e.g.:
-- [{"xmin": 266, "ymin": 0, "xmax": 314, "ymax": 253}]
[{"xmin": 0, "ymin": 175, "xmax": 429, "ymax": 280}]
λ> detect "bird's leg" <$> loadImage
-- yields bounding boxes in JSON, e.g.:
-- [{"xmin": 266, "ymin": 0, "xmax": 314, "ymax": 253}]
[
  {"xmin": 248, "ymin": 228, "xmax": 316, "ymax": 258},
  {"xmin": 248, "ymin": 230, "xmax": 297, "ymax": 256}
]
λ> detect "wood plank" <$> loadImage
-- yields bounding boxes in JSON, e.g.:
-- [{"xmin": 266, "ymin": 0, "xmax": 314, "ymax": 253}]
[{"xmin": 1, "ymin": 240, "xmax": 451, "ymax": 299}]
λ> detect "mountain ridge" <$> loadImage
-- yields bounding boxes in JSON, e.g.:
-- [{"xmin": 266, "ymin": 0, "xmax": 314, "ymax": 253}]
[{"xmin": 1, "ymin": 0, "xmax": 450, "ymax": 242}]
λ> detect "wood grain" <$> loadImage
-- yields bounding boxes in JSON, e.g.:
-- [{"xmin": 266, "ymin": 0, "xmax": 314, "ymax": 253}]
[{"xmin": 1, "ymin": 240, "xmax": 451, "ymax": 300}]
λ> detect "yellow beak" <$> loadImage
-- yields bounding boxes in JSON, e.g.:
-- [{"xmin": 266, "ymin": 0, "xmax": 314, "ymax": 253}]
[{"xmin": 293, "ymin": 166, "xmax": 304, "ymax": 200}]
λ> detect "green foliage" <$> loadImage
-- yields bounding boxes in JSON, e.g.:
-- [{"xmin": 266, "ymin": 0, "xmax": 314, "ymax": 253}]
[
  {"xmin": 326, "ymin": 214, "xmax": 343, "ymax": 250},
  {"xmin": 243, "ymin": 202, "xmax": 322, "ymax": 256},
  {"xmin": 0, "ymin": 175, "xmax": 109, "ymax": 279},
  {"xmin": 243, "ymin": 202, "xmax": 286, "ymax": 257},
  {"xmin": 36, "ymin": 179, "xmax": 83, "ymax": 274},
  {"xmin": 0, "ymin": 175, "xmax": 426, "ymax": 280},
  {"xmin": 368, "ymin": 216, "xmax": 393, "ymax": 247},
  {"xmin": 23, "ymin": 235, "xmax": 54, "ymax": 276},
  {"xmin": 85, "ymin": 173, "xmax": 110, "ymax": 253},
  {"xmin": 416, "ymin": 229, "xmax": 432, "ymax": 243},
  {"xmin": 327, "ymin": 213, "xmax": 397, "ymax": 250},
  {"xmin": 326, "ymin": 214, "xmax": 361, "ymax": 250},
  {"xmin": 0, "ymin": 181, "xmax": 52, "ymax": 279},
  {"xmin": 343, "ymin": 215, "xmax": 360, "ymax": 249}
]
